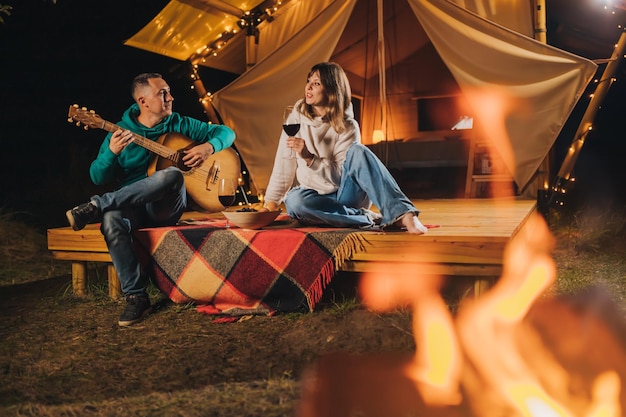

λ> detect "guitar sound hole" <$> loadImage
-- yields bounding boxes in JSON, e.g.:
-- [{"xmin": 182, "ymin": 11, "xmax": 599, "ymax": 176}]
[{"xmin": 175, "ymin": 151, "xmax": 192, "ymax": 172}]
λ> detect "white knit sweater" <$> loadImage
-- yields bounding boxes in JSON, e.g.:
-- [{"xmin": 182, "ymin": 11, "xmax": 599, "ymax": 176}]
[{"xmin": 264, "ymin": 99, "xmax": 360, "ymax": 204}]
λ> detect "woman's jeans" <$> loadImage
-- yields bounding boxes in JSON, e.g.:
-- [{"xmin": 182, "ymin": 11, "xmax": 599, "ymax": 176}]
[
  {"xmin": 91, "ymin": 167, "xmax": 186, "ymax": 296},
  {"xmin": 284, "ymin": 143, "xmax": 418, "ymax": 228}
]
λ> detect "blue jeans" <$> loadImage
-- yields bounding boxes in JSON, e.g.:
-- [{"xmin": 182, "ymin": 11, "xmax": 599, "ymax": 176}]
[
  {"xmin": 284, "ymin": 143, "xmax": 418, "ymax": 228},
  {"xmin": 91, "ymin": 167, "xmax": 187, "ymax": 296}
]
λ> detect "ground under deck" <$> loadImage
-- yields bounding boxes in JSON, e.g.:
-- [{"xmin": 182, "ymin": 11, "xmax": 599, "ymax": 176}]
[{"xmin": 47, "ymin": 198, "xmax": 537, "ymax": 298}]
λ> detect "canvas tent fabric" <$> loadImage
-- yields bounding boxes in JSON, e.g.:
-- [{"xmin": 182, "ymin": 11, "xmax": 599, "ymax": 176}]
[
  {"xmin": 125, "ymin": 0, "xmax": 266, "ymax": 71},
  {"xmin": 409, "ymin": 0, "xmax": 597, "ymax": 190},
  {"xmin": 125, "ymin": 0, "xmax": 597, "ymax": 195}
]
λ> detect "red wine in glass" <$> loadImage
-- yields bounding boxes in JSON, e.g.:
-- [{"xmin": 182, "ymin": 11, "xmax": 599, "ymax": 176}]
[
  {"xmin": 282, "ymin": 105, "xmax": 300, "ymax": 159},
  {"xmin": 218, "ymin": 178, "xmax": 236, "ymax": 208},
  {"xmin": 218, "ymin": 178, "xmax": 237, "ymax": 227},
  {"xmin": 218, "ymin": 194, "xmax": 236, "ymax": 207},
  {"xmin": 283, "ymin": 124, "xmax": 300, "ymax": 136}
]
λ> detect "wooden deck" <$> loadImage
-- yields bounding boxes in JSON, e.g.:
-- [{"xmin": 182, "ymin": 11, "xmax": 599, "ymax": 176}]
[
  {"xmin": 47, "ymin": 198, "xmax": 537, "ymax": 298},
  {"xmin": 344, "ymin": 198, "xmax": 537, "ymax": 295}
]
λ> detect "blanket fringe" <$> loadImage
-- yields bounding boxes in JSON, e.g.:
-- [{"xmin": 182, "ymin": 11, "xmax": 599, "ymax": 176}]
[
  {"xmin": 306, "ymin": 232, "xmax": 368, "ymax": 310},
  {"xmin": 332, "ymin": 232, "xmax": 367, "ymax": 270}
]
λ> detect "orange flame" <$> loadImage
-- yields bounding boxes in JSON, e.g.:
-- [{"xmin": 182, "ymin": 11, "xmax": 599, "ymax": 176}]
[
  {"xmin": 296, "ymin": 90, "xmax": 624, "ymax": 417},
  {"xmin": 360, "ymin": 270, "xmax": 462, "ymax": 405}
]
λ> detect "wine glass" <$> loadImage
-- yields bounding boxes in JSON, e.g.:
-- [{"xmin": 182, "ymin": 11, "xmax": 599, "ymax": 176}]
[
  {"xmin": 218, "ymin": 178, "xmax": 236, "ymax": 227},
  {"xmin": 282, "ymin": 105, "xmax": 300, "ymax": 159}
]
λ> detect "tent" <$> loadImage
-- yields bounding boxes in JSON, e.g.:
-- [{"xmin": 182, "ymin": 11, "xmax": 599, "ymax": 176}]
[{"xmin": 125, "ymin": 0, "xmax": 599, "ymax": 198}]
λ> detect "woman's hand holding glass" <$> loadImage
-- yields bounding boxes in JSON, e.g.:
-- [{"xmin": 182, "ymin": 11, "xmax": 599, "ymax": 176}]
[{"xmin": 286, "ymin": 136, "xmax": 306, "ymax": 156}]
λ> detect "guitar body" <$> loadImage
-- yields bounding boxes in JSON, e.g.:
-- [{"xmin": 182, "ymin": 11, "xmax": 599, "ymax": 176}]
[{"xmin": 147, "ymin": 132, "xmax": 241, "ymax": 213}]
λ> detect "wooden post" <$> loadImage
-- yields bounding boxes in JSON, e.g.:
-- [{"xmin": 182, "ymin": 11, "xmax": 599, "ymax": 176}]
[
  {"xmin": 108, "ymin": 265, "xmax": 122, "ymax": 299},
  {"xmin": 553, "ymin": 29, "xmax": 626, "ymax": 190},
  {"xmin": 190, "ymin": 63, "xmax": 221, "ymax": 124},
  {"xmin": 71, "ymin": 262, "xmax": 87, "ymax": 296},
  {"xmin": 524, "ymin": 0, "xmax": 550, "ymax": 199}
]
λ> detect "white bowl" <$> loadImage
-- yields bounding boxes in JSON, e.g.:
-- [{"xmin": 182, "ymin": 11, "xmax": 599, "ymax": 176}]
[{"xmin": 222, "ymin": 209, "xmax": 282, "ymax": 229}]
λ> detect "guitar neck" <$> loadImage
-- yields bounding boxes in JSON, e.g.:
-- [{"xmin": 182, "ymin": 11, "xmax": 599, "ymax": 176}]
[{"xmin": 99, "ymin": 120, "xmax": 173, "ymax": 158}]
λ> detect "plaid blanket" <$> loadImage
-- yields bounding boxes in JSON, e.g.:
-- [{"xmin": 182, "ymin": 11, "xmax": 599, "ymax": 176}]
[{"xmin": 134, "ymin": 217, "xmax": 366, "ymax": 318}]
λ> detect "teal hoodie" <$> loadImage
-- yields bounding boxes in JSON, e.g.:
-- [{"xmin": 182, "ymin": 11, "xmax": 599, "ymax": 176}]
[{"xmin": 89, "ymin": 104, "xmax": 236, "ymax": 188}]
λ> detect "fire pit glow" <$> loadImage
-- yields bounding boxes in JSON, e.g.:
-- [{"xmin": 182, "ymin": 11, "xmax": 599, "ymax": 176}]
[
  {"xmin": 296, "ymin": 90, "xmax": 625, "ymax": 417},
  {"xmin": 297, "ymin": 212, "xmax": 625, "ymax": 416}
]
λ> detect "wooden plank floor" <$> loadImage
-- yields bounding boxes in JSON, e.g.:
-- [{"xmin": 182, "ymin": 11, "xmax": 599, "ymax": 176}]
[
  {"xmin": 411, "ymin": 198, "xmax": 536, "ymax": 238},
  {"xmin": 341, "ymin": 198, "xmax": 537, "ymax": 279},
  {"xmin": 47, "ymin": 197, "xmax": 537, "ymax": 296}
]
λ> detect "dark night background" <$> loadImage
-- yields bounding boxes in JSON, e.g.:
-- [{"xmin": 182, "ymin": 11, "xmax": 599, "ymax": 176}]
[
  {"xmin": 0, "ymin": 0, "xmax": 625, "ymax": 232},
  {"xmin": 0, "ymin": 0, "xmax": 238, "ymax": 230}
]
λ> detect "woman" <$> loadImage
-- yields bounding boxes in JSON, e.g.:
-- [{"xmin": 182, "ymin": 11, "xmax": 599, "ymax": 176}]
[{"xmin": 262, "ymin": 62, "xmax": 428, "ymax": 234}]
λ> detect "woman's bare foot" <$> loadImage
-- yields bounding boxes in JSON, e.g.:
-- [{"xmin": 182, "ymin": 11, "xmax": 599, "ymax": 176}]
[{"xmin": 399, "ymin": 212, "xmax": 428, "ymax": 235}]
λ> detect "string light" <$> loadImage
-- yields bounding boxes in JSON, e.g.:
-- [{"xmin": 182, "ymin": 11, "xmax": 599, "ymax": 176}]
[
  {"xmin": 188, "ymin": 0, "xmax": 288, "ymax": 66},
  {"xmin": 189, "ymin": 29, "xmax": 238, "ymax": 64}
]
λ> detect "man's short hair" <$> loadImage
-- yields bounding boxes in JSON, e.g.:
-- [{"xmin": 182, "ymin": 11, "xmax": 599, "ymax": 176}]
[{"xmin": 131, "ymin": 73, "xmax": 163, "ymax": 100}]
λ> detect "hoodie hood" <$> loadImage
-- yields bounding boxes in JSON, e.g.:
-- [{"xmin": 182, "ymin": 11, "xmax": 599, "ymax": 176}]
[{"xmin": 119, "ymin": 103, "xmax": 173, "ymax": 137}]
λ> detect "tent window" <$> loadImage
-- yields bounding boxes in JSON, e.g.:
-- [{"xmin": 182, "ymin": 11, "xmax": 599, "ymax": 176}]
[{"xmin": 416, "ymin": 95, "xmax": 471, "ymax": 132}]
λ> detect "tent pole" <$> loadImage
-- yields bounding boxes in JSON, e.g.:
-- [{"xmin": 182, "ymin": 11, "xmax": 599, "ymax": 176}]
[
  {"xmin": 527, "ymin": 0, "xmax": 549, "ymax": 200},
  {"xmin": 246, "ymin": 34, "xmax": 258, "ymax": 69},
  {"xmin": 549, "ymin": 28, "xmax": 626, "ymax": 206},
  {"xmin": 376, "ymin": 0, "xmax": 387, "ymax": 142},
  {"xmin": 241, "ymin": 9, "xmax": 260, "ymax": 69},
  {"xmin": 534, "ymin": 0, "xmax": 546, "ymax": 43},
  {"xmin": 189, "ymin": 63, "xmax": 221, "ymax": 124}
]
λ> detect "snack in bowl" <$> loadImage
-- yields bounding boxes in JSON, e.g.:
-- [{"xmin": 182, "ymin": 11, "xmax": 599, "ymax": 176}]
[{"xmin": 221, "ymin": 208, "xmax": 281, "ymax": 229}]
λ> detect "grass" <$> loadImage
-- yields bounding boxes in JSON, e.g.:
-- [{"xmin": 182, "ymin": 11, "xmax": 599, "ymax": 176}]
[
  {"xmin": 6, "ymin": 379, "xmax": 300, "ymax": 417},
  {"xmin": 548, "ymin": 205, "xmax": 626, "ymax": 308},
  {"xmin": 0, "ymin": 208, "xmax": 69, "ymax": 286}
]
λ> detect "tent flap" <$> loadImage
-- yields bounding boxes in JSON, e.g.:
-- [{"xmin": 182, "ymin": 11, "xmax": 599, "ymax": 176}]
[{"xmin": 408, "ymin": 0, "xmax": 597, "ymax": 189}]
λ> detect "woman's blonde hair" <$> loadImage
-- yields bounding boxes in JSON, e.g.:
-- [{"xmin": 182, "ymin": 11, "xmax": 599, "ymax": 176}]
[{"xmin": 297, "ymin": 62, "xmax": 351, "ymax": 133}]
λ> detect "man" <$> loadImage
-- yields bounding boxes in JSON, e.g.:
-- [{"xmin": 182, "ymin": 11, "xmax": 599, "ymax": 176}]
[{"xmin": 66, "ymin": 72, "xmax": 236, "ymax": 326}]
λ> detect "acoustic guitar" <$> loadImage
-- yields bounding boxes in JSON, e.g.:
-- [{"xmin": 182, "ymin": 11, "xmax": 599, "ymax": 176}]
[{"xmin": 68, "ymin": 104, "xmax": 241, "ymax": 213}]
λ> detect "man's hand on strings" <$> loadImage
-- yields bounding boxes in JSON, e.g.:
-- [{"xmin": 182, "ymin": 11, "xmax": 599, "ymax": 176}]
[
  {"xmin": 183, "ymin": 142, "xmax": 214, "ymax": 168},
  {"xmin": 110, "ymin": 129, "xmax": 134, "ymax": 155}
]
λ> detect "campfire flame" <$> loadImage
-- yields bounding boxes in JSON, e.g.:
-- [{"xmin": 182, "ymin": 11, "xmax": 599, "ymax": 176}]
[{"xmin": 296, "ymin": 91, "xmax": 624, "ymax": 417}]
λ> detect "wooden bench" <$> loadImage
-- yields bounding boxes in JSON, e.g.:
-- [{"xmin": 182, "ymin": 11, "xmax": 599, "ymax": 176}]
[
  {"xmin": 47, "ymin": 199, "xmax": 537, "ymax": 300},
  {"xmin": 47, "ymin": 224, "xmax": 120, "ymax": 298}
]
